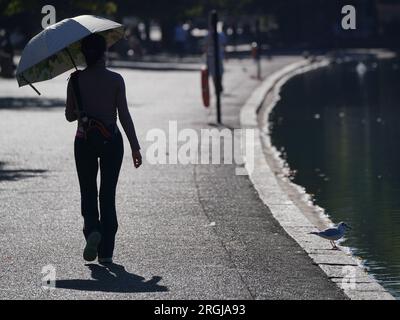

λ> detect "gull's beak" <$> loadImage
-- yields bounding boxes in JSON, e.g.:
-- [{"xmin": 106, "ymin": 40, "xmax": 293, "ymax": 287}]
[{"xmin": 346, "ymin": 225, "xmax": 352, "ymax": 230}]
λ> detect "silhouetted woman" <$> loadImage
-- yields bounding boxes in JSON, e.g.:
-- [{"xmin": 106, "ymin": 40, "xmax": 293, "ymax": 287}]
[{"xmin": 65, "ymin": 34, "xmax": 142, "ymax": 264}]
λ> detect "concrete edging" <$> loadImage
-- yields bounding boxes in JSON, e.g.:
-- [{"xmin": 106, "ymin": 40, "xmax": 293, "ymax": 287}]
[{"xmin": 239, "ymin": 58, "xmax": 395, "ymax": 300}]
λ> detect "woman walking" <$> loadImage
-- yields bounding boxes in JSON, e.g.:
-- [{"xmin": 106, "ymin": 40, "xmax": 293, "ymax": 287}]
[{"xmin": 65, "ymin": 34, "xmax": 142, "ymax": 264}]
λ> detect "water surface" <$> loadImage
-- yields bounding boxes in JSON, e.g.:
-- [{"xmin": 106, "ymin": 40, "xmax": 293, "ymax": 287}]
[{"xmin": 269, "ymin": 57, "xmax": 400, "ymax": 298}]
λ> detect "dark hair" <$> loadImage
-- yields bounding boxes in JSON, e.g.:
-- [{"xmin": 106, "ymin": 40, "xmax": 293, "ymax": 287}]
[{"xmin": 81, "ymin": 34, "xmax": 106, "ymax": 66}]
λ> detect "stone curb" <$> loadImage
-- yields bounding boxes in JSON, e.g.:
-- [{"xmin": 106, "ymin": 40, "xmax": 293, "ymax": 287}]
[{"xmin": 239, "ymin": 58, "xmax": 395, "ymax": 300}]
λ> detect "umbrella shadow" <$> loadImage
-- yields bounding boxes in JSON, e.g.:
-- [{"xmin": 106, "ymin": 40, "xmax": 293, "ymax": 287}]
[
  {"xmin": 0, "ymin": 161, "xmax": 47, "ymax": 182},
  {"xmin": 0, "ymin": 97, "xmax": 65, "ymax": 110},
  {"xmin": 55, "ymin": 263, "xmax": 168, "ymax": 293}
]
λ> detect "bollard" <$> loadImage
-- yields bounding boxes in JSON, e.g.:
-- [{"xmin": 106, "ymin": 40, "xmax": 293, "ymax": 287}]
[
  {"xmin": 210, "ymin": 10, "xmax": 222, "ymax": 124},
  {"xmin": 254, "ymin": 19, "xmax": 261, "ymax": 80}
]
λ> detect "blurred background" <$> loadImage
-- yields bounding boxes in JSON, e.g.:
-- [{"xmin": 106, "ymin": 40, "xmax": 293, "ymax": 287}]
[{"xmin": 2, "ymin": 0, "xmax": 400, "ymax": 75}]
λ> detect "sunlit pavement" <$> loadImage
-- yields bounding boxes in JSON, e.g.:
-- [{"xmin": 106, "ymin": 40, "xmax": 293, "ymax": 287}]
[{"xmin": 0, "ymin": 57, "xmax": 347, "ymax": 299}]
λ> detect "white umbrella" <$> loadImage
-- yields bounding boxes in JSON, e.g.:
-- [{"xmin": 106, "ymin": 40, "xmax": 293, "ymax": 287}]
[{"xmin": 16, "ymin": 15, "xmax": 124, "ymax": 95}]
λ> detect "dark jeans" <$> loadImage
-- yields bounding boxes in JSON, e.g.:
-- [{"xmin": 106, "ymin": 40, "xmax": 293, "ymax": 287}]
[{"xmin": 74, "ymin": 129, "xmax": 124, "ymax": 259}]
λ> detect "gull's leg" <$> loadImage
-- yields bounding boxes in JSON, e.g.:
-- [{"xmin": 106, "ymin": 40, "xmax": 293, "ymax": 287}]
[{"xmin": 331, "ymin": 241, "xmax": 338, "ymax": 250}]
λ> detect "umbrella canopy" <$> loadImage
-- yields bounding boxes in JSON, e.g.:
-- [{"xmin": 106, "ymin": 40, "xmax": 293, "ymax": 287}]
[{"xmin": 16, "ymin": 15, "xmax": 124, "ymax": 92}]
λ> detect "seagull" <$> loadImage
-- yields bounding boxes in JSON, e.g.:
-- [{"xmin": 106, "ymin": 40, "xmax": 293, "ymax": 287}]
[{"xmin": 309, "ymin": 222, "xmax": 351, "ymax": 249}]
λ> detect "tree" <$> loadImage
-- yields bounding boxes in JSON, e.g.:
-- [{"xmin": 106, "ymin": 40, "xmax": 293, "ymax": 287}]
[
  {"xmin": 0, "ymin": 0, "xmax": 117, "ymax": 37},
  {"xmin": 114, "ymin": 0, "xmax": 256, "ymax": 49}
]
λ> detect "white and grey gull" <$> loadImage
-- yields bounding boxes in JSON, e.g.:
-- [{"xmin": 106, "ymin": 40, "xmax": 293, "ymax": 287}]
[{"xmin": 309, "ymin": 222, "xmax": 351, "ymax": 249}]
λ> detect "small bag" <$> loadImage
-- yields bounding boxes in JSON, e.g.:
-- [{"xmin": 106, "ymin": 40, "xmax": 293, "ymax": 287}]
[
  {"xmin": 70, "ymin": 71, "xmax": 113, "ymax": 144},
  {"xmin": 85, "ymin": 118, "xmax": 116, "ymax": 148}
]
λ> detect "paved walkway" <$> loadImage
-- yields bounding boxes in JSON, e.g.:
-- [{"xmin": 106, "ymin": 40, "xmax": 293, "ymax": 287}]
[{"xmin": 0, "ymin": 57, "xmax": 346, "ymax": 299}]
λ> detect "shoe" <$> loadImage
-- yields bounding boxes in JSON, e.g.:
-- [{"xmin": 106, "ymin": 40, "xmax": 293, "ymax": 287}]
[
  {"xmin": 83, "ymin": 232, "xmax": 101, "ymax": 262},
  {"xmin": 98, "ymin": 257, "xmax": 113, "ymax": 265}
]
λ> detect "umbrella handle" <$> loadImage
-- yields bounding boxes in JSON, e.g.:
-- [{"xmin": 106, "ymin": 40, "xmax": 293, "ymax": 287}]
[
  {"xmin": 21, "ymin": 74, "xmax": 41, "ymax": 96},
  {"xmin": 65, "ymin": 48, "xmax": 78, "ymax": 71}
]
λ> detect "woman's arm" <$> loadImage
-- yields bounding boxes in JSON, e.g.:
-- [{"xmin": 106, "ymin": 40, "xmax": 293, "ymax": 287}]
[
  {"xmin": 116, "ymin": 75, "xmax": 141, "ymax": 152},
  {"xmin": 65, "ymin": 78, "xmax": 78, "ymax": 122}
]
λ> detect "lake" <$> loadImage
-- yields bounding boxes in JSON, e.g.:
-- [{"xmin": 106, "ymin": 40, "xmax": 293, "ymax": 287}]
[{"xmin": 269, "ymin": 56, "xmax": 400, "ymax": 298}]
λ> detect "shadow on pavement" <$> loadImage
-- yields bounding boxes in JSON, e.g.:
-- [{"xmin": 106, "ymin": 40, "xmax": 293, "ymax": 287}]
[
  {"xmin": 0, "ymin": 97, "xmax": 65, "ymax": 110},
  {"xmin": 0, "ymin": 161, "xmax": 47, "ymax": 181},
  {"xmin": 55, "ymin": 263, "xmax": 168, "ymax": 293}
]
